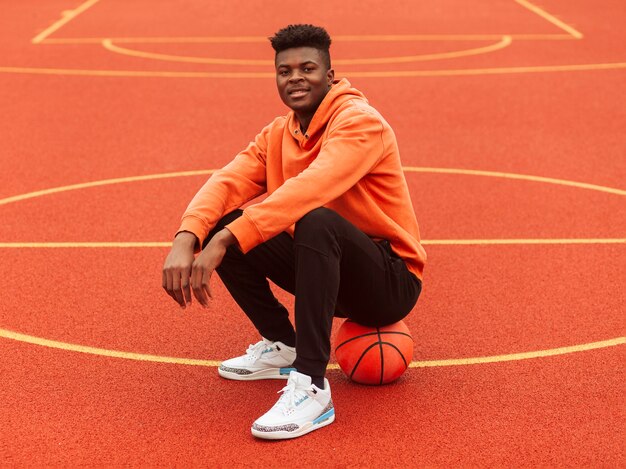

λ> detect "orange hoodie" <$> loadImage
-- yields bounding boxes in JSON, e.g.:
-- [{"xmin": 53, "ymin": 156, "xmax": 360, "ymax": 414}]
[{"xmin": 178, "ymin": 78, "xmax": 426, "ymax": 279}]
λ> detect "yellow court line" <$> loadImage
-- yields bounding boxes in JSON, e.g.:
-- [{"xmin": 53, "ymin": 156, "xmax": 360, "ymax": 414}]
[
  {"xmin": 422, "ymin": 238, "xmax": 626, "ymax": 246},
  {"xmin": 402, "ymin": 167, "xmax": 626, "ymax": 195},
  {"xmin": 0, "ymin": 327, "xmax": 622, "ymax": 369},
  {"xmin": 32, "ymin": 0, "xmax": 101, "ymax": 44},
  {"xmin": 0, "ymin": 328, "xmax": 221, "ymax": 367},
  {"xmin": 0, "ymin": 167, "xmax": 623, "ymax": 212},
  {"xmin": 0, "ymin": 242, "xmax": 172, "ymax": 248},
  {"xmin": 0, "ymin": 239, "xmax": 624, "ymax": 249},
  {"xmin": 334, "ymin": 33, "xmax": 571, "ymax": 42},
  {"xmin": 339, "ymin": 36, "xmax": 512, "ymax": 64},
  {"xmin": 2, "ymin": 62, "xmax": 625, "ymax": 79},
  {"xmin": 101, "ymin": 38, "xmax": 268, "ymax": 66},
  {"xmin": 514, "ymin": 0, "xmax": 584, "ymax": 39},
  {"xmin": 101, "ymin": 36, "xmax": 513, "ymax": 66},
  {"xmin": 408, "ymin": 337, "xmax": 625, "ymax": 368},
  {"xmin": 0, "ymin": 170, "xmax": 215, "ymax": 207},
  {"xmin": 40, "ymin": 34, "xmax": 576, "ymax": 45},
  {"xmin": 0, "ymin": 66, "xmax": 273, "ymax": 79},
  {"xmin": 347, "ymin": 62, "xmax": 626, "ymax": 77}
]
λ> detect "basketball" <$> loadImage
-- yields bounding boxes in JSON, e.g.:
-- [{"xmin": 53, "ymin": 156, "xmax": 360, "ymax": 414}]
[{"xmin": 334, "ymin": 319, "xmax": 413, "ymax": 385}]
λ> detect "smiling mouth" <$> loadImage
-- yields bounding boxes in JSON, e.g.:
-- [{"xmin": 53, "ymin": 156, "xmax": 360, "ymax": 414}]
[{"xmin": 288, "ymin": 89, "xmax": 309, "ymax": 98}]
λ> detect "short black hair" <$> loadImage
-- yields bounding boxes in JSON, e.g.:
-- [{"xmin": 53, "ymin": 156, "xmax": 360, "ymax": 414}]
[{"xmin": 269, "ymin": 24, "xmax": 332, "ymax": 69}]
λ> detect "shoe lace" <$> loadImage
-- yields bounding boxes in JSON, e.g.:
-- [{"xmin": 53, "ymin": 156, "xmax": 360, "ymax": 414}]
[
  {"xmin": 244, "ymin": 340, "xmax": 271, "ymax": 362},
  {"xmin": 276, "ymin": 379, "xmax": 310, "ymax": 414}
]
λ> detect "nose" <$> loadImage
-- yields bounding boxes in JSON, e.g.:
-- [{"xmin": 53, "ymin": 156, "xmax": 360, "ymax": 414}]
[{"xmin": 288, "ymin": 70, "xmax": 305, "ymax": 83}]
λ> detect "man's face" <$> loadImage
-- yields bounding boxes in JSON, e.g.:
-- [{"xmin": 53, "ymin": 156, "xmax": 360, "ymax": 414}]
[{"xmin": 275, "ymin": 47, "xmax": 334, "ymax": 118}]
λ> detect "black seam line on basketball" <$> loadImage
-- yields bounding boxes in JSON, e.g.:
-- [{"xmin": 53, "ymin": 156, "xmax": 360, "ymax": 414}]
[
  {"xmin": 335, "ymin": 332, "xmax": 380, "ymax": 351},
  {"xmin": 380, "ymin": 342, "xmax": 409, "ymax": 368},
  {"xmin": 335, "ymin": 331, "xmax": 412, "ymax": 351},
  {"xmin": 349, "ymin": 342, "xmax": 382, "ymax": 380},
  {"xmin": 377, "ymin": 327, "xmax": 384, "ymax": 386}
]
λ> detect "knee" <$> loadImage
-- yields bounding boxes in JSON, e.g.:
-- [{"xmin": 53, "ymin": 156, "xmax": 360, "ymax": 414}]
[{"xmin": 294, "ymin": 208, "xmax": 341, "ymax": 243}]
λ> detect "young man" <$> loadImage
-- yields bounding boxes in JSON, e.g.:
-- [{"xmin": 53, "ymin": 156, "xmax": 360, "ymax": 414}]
[{"xmin": 162, "ymin": 24, "xmax": 426, "ymax": 440}]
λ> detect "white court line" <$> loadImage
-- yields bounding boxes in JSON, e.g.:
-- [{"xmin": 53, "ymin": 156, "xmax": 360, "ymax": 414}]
[
  {"xmin": 2, "ymin": 62, "xmax": 626, "ymax": 79},
  {"xmin": 100, "ymin": 36, "xmax": 513, "ymax": 66},
  {"xmin": 32, "ymin": 0, "xmax": 101, "ymax": 44},
  {"xmin": 0, "ymin": 239, "xmax": 624, "ymax": 249},
  {"xmin": 0, "ymin": 327, "xmax": 623, "ymax": 369},
  {"xmin": 40, "ymin": 33, "xmax": 577, "ymax": 45},
  {"xmin": 514, "ymin": 0, "xmax": 584, "ymax": 39}
]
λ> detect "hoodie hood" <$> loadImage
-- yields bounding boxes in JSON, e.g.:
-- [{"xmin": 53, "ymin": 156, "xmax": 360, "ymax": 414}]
[{"xmin": 287, "ymin": 78, "xmax": 367, "ymax": 140}]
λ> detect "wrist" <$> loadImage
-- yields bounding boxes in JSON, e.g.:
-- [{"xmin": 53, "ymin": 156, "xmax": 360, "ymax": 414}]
[
  {"xmin": 174, "ymin": 231, "xmax": 199, "ymax": 248},
  {"xmin": 214, "ymin": 228, "xmax": 238, "ymax": 247}
]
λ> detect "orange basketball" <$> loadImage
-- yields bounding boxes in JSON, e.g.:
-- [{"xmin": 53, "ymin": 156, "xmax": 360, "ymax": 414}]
[{"xmin": 334, "ymin": 319, "xmax": 413, "ymax": 385}]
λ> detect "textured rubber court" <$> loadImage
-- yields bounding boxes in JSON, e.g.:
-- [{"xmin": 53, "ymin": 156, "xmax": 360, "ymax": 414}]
[{"xmin": 1, "ymin": 0, "xmax": 624, "ymax": 466}]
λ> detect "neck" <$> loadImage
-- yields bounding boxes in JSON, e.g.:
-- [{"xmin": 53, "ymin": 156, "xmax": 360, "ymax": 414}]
[{"xmin": 297, "ymin": 113, "xmax": 314, "ymax": 133}]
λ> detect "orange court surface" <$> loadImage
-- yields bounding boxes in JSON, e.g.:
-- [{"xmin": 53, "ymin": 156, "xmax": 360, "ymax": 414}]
[{"xmin": 0, "ymin": 0, "xmax": 624, "ymax": 466}]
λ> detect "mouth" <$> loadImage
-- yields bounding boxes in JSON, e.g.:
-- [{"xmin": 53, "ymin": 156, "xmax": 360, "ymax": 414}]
[{"xmin": 288, "ymin": 88, "xmax": 310, "ymax": 98}]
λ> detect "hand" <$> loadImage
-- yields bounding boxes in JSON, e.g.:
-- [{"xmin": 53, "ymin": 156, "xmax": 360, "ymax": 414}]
[
  {"xmin": 162, "ymin": 231, "xmax": 197, "ymax": 308},
  {"xmin": 190, "ymin": 229, "xmax": 237, "ymax": 307}
]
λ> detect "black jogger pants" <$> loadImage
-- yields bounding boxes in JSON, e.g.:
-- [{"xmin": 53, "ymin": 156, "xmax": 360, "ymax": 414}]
[{"xmin": 204, "ymin": 207, "xmax": 422, "ymax": 378}]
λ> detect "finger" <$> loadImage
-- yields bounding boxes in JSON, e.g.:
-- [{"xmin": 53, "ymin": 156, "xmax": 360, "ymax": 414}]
[
  {"xmin": 172, "ymin": 271, "xmax": 186, "ymax": 308},
  {"xmin": 181, "ymin": 268, "xmax": 192, "ymax": 306},
  {"xmin": 202, "ymin": 268, "xmax": 213, "ymax": 300},
  {"xmin": 164, "ymin": 269, "xmax": 177, "ymax": 303},
  {"xmin": 192, "ymin": 266, "xmax": 208, "ymax": 307}
]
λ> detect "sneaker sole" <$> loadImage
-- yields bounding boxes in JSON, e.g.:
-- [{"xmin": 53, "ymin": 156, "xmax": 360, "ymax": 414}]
[
  {"xmin": 218, "ymin": 366, "xmax": 295, "ymax": 381},
  {"xmin": 251, "ymin": 410, "xmax": 336, "ymax": 440}
]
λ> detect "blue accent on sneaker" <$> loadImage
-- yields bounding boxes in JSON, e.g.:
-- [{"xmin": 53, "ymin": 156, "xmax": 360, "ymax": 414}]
[
  {"xmin": 279, "ymin": 367, "xmax": 296, "ymax": 375},
  {"xmin": 295, "ymin": 395, "xmax": 309, "ymax": 406},
  {"xmin": 312, "ymin": 408, "xmax": 335, "ymax": 425}
]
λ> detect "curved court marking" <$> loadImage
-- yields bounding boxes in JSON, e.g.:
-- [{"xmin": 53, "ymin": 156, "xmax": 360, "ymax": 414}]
[
  {"xmin": 409, "ymin": 337, "xmax": 625, "ymax": 368},
  {"xmin": 0, "ymin": 168, "xmax": 623, "ymax": 248},
  {"xmin": 0, "ymin": 167, "xmax": 622, "ymax": 210},
  {"xmin": 0, "ymin": 327, "xmax": 622, "ymax": 369},
  {"xmin": 0, "ymin": 169, "xmax": 215, "ymax": 207},
  {"xmin": 101, "ymin": 36, "xmax": 513, "ymax": 66},
  {"xmin": 403, "ymin": 167, "xmax": 626, "ymax": 195},
  {"xmin": 2, "ymin": 61, "xmax": 626, "ymax": 79},
  {"xmin": 0, "ymin": 166, "xmax": 623, "ymax": 366}
]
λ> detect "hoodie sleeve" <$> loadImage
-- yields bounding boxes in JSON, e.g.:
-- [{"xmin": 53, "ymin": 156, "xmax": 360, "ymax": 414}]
[
  {"xmin": 226, "ymin": 106, "xmax": 386, "ymax": 252},
  {"xmin": 176, "ymin": 122, "xmax": 272, "ymax": 247}
]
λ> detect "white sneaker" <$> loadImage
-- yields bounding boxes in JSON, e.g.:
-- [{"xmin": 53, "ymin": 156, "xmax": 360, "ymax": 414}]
[
  {"xmin": 218, "ymin": 338, "xmax": 296, "ymax": 380},
  {"xmin": 251, "ymin": 371, "xmax": 335, "ymax": 440}
]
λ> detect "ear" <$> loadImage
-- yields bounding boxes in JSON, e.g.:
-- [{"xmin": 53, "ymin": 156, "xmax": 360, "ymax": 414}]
[{"xmin": 326, "ymin": 68, "xmax": 335, "ymax": 85}]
